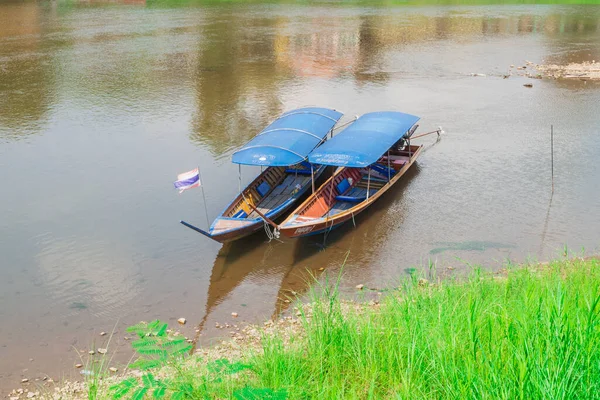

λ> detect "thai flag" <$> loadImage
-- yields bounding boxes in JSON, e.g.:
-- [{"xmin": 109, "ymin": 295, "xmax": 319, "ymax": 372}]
[{"xmin": 174, "ymin": 168, "xmax": 200, "ymax": 193}]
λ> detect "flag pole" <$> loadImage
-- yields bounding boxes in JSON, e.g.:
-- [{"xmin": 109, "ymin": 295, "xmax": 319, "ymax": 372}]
[{"xmin": 198, "ymin": 166, "xmax": 210, "ymax": 229}]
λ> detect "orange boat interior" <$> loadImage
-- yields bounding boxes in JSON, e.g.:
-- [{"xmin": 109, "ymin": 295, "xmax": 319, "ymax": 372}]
[{"xmin": 294, "ymin": 152, "xmax": 412, "ymax": 221}]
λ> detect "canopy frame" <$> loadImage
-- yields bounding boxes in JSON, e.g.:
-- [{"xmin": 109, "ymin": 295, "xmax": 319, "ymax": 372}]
[
  {"xmin": 308, "ymin": 111, "xmax": 420, "ymax": 168},
  {"xmin": 231, "ymin": 107, "xmax": 344, "ymax": 167}
]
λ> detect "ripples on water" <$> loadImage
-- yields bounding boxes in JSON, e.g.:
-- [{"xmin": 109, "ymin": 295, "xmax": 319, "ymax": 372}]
[{"xmin": 1, "ymin": 1, "xmax": 599, "ymax": 391}]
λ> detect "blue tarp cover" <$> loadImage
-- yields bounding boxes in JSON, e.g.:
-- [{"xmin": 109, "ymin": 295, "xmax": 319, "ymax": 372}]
[
  {"xmin": 308, "ymin": 111, "xmax": 420, "ymax": 167},
  {"xmin": 232, "ymin": 107, "xmax": 344, "ymax": 166}
]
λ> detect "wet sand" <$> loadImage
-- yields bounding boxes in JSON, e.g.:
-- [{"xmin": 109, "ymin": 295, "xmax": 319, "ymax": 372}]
[{"xmin": 537, "ymin": 61, "xmax": 600, "ymax": 80}]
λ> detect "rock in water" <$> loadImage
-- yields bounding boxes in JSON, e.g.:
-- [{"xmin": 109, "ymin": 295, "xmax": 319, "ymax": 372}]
[
  {"xmin": 231, "ymin": 312, "xmax": 238, "ymax": 318},
  {"xmin": 97, "ymin": 348, "xmax": 107, "ymax": 354},
  {"xmin": 177, "ymin": 318, "xmax": 186, "ymax": 325},
  {"xmin": 21, "ymin": 378, "xmax": 29, "ymax": 383},
  {"xmin": 356, "ymin": 284, "xmax": 364, "ymax": 290},
  {"xmin": 75, "ymin": 364, "xmax": 83, "ymax": 369},
  {"xmin": 99, "ymin": 332, "xmax": 107, "ymax": 336},
  {"xmin": 109, "ymin": 367, "xmax": 118, "ymax": 373}
]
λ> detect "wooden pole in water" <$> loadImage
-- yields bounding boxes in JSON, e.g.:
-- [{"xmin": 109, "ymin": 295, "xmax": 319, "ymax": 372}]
[{"xmin": 551, "ymin": 125, "xmax": 554, "ymax": 193}]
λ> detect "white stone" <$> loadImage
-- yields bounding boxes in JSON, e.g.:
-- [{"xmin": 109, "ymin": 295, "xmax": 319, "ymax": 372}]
[
  {"xmin": 177, "ymin": 318, "xmax": 186, "ymax": 325},
  {"xmin": 356, "ymin": 284, "xmax": 364, "ymax": 290},
  {"xmin": 109, "ymin": 367, "xmax": 118, "ymax": 373},
  {"xmin": 99, "ymin": 332, "xmax": 107, "ymax": 336},
  {"xmin": 231, "ymin": 312, "xmax": 238, "ymax": 318},
  {"xmin": 97, "ymin": 348, "xmax": 107, "ymax": 354}
]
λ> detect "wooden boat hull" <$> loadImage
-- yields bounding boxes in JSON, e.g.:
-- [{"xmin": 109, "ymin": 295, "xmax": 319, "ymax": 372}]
[
  {"xmin": 279, "ymin": 145, "xmax": 422, "ymax": 238},
  {"xmin": 206, "ymin": 164, "xmax": 326, "ymax": 243}
]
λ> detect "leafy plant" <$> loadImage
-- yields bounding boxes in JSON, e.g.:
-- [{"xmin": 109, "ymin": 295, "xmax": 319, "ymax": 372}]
[
  {"xmin": 109, "ymin": 320, "xmax": 192, "ymax": 399},
  {"xmin": 108, "ymin": 320, "xmax": 276, "ymax": 400}
]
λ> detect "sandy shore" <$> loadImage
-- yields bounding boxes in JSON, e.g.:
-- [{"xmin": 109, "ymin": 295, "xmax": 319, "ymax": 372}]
[
  {"xmin": 536, "ymin": 61, "xmax": 600, "ymax": 80},
  {"xmin": 5, "ymin": 297, "xmax": 387, "ymax": 400}
]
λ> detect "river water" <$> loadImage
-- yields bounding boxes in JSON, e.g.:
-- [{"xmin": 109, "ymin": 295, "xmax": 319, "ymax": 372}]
[{"xmin": 1, "ymin": 1, "xmax": 599, "ymax": 391}]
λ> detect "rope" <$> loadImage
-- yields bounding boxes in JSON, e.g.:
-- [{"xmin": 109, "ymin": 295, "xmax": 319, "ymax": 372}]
[
  {"xmin": 263, "ymin": 220, "xmax": 282, "ymax": 243},
  {"xmin": 322, "ymin": 218, "xmax": 335, "ymax": 245}
]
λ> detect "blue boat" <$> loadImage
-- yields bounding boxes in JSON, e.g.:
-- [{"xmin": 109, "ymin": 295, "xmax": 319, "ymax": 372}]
[
  {"xmin": 181, "ymin": 107, "xmax": 343, "ymax": 243},
  {"xmin": 278, "ymin": 111, "xmax": 435, "ymax": 238}
]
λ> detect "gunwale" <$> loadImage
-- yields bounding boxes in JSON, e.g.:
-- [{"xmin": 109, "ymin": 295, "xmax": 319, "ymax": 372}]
[
  {"xmin": 208, "ymin": 164, "xmax": 326, "ymax": 242},
  {"xmin": 278, "ymin": 145, "xmax": 422, "ymax": 238}
]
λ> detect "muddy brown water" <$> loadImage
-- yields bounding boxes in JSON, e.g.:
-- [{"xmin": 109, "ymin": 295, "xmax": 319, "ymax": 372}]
[{"xmin": 1, "ymin": 1, "xmax": 600, "ymax": 392}]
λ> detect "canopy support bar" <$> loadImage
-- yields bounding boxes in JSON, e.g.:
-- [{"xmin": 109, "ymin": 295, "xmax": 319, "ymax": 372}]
[
  {"xmin": 387, "ymin": 150, "xmax": 391, "ymax": 182},
  {"xmin": 366, "ymin": 168, "xmax": 371, "ymax": 200},
  {"xmin": 254, "ymin": 128, "xmax": 323, "ymax": 141},
  {"xmin": 311, "ymin": 164, "xmax": 315, "ymax": 194},
  {"xmin": 276, "ymin": 110, "xmax": 339, "ymax": 123},
  {"xmin": 233, "ymin": 144, "xmax": 305, "ymax": 164}
]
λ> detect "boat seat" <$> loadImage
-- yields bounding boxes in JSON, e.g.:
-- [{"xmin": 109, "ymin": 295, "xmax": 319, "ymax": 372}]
[
  {"xmin": 370, "ymin": 163, "xmax": 396, "ymax": 178},
  {"xmin": 257, "ymin": 181, "xmax": 271, "ymax": 197},
  {"xmin": 284, "ymin": 161, "xmax": 313, "ymax": 175},
  {"xmin": 284, "ymin": 168, "xmax": 312, "ymax": 175},
  {"xmin": 335, "ymin": 187, "xmax": 372, "ymax": 203},
  {"xmin": 232, "ymin": 209, "xmax": 247, "ymax": 218},
  {"xmin": 336, "ymin": 178, "xmax": 351, "ymax": 195},
  {"xmin": 335, "ymin": 195, "xmax": 365, "ymax": 203},
  {"xmin": 361, "ymin": 175, "xmax": 388, "ymax": 183}
]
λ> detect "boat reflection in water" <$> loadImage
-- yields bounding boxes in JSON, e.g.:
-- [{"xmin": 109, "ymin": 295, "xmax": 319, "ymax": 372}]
[{"xmin": 193, "ymin": 162, "xmax": 422, "ymax": 345}]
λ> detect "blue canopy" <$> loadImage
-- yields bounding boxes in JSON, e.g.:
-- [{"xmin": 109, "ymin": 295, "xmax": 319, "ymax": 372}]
[
  {"xmin": 232, "ymin": 107, "xmax": 344, "ymax": 166},
  {"xmin": 308, "ymin": 111, "xmax": 420, "ymax": 167}
]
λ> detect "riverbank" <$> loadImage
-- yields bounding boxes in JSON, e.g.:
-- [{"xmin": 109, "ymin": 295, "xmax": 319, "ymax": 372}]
[
  {"xmin": 10, "ymin": 256, "xmax": 600, "ymax": 399},
  {"xmin": 537, "ymin": 61, "xmax": 600, "ymax": 80}
]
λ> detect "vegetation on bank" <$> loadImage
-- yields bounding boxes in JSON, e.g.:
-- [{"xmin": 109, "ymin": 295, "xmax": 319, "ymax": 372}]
[
  {"xmin": 84, "ymin": 257, "xmax": 600, "ymax": 400},
  {"xmin": 55, "ymin": 0, "xmax": 600, "ymax": 8}
]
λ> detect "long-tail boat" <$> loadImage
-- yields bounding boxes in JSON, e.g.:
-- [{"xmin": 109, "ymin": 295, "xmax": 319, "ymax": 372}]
[
  {"xmin": 278, "ymin": 111, "xmax": 430, "ymax": 238},
  {"xmin": 180, "ymin": 107, "xmax": 343, "ymax": 243}
]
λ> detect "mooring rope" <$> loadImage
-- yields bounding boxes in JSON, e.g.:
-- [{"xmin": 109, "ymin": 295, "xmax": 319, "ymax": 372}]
[{"xmin": 263, "ymin": 220, "xmax": 282, "ymax": 243}]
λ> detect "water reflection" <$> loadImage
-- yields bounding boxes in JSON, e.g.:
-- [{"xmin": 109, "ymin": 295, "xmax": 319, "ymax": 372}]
[
  {"xmin": 2, "ymin": 1, "xmax": 600, "ymax": 392},
  {"xmin": 0, "ymin": 3, "xmax": 55, "ymax": 139},
  {"xmin": 195, "ymin": 164, "xmax": 420, "ymax": 339},
  {"xmin": 191, "ymin": 14, "xmax": 287, "ymax": 155}
]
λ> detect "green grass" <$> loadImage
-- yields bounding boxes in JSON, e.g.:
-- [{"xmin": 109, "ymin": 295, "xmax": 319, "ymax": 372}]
[
  {"xmin": 54, "ymin": 0, "xmax": 600, "ymax": 8},
  {"xmin": 103, "ymin": 257, "xmax": 600, "ymax": 399}
]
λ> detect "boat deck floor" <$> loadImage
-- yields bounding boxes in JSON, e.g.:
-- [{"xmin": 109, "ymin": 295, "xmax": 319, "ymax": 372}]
[
  {"xmin": 248, "ymin": 174, "xmax": 311, "ymax": 218},
  {"xmin": 325, "ymin": 187, "xmax": 378, "ymax": 218}
]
